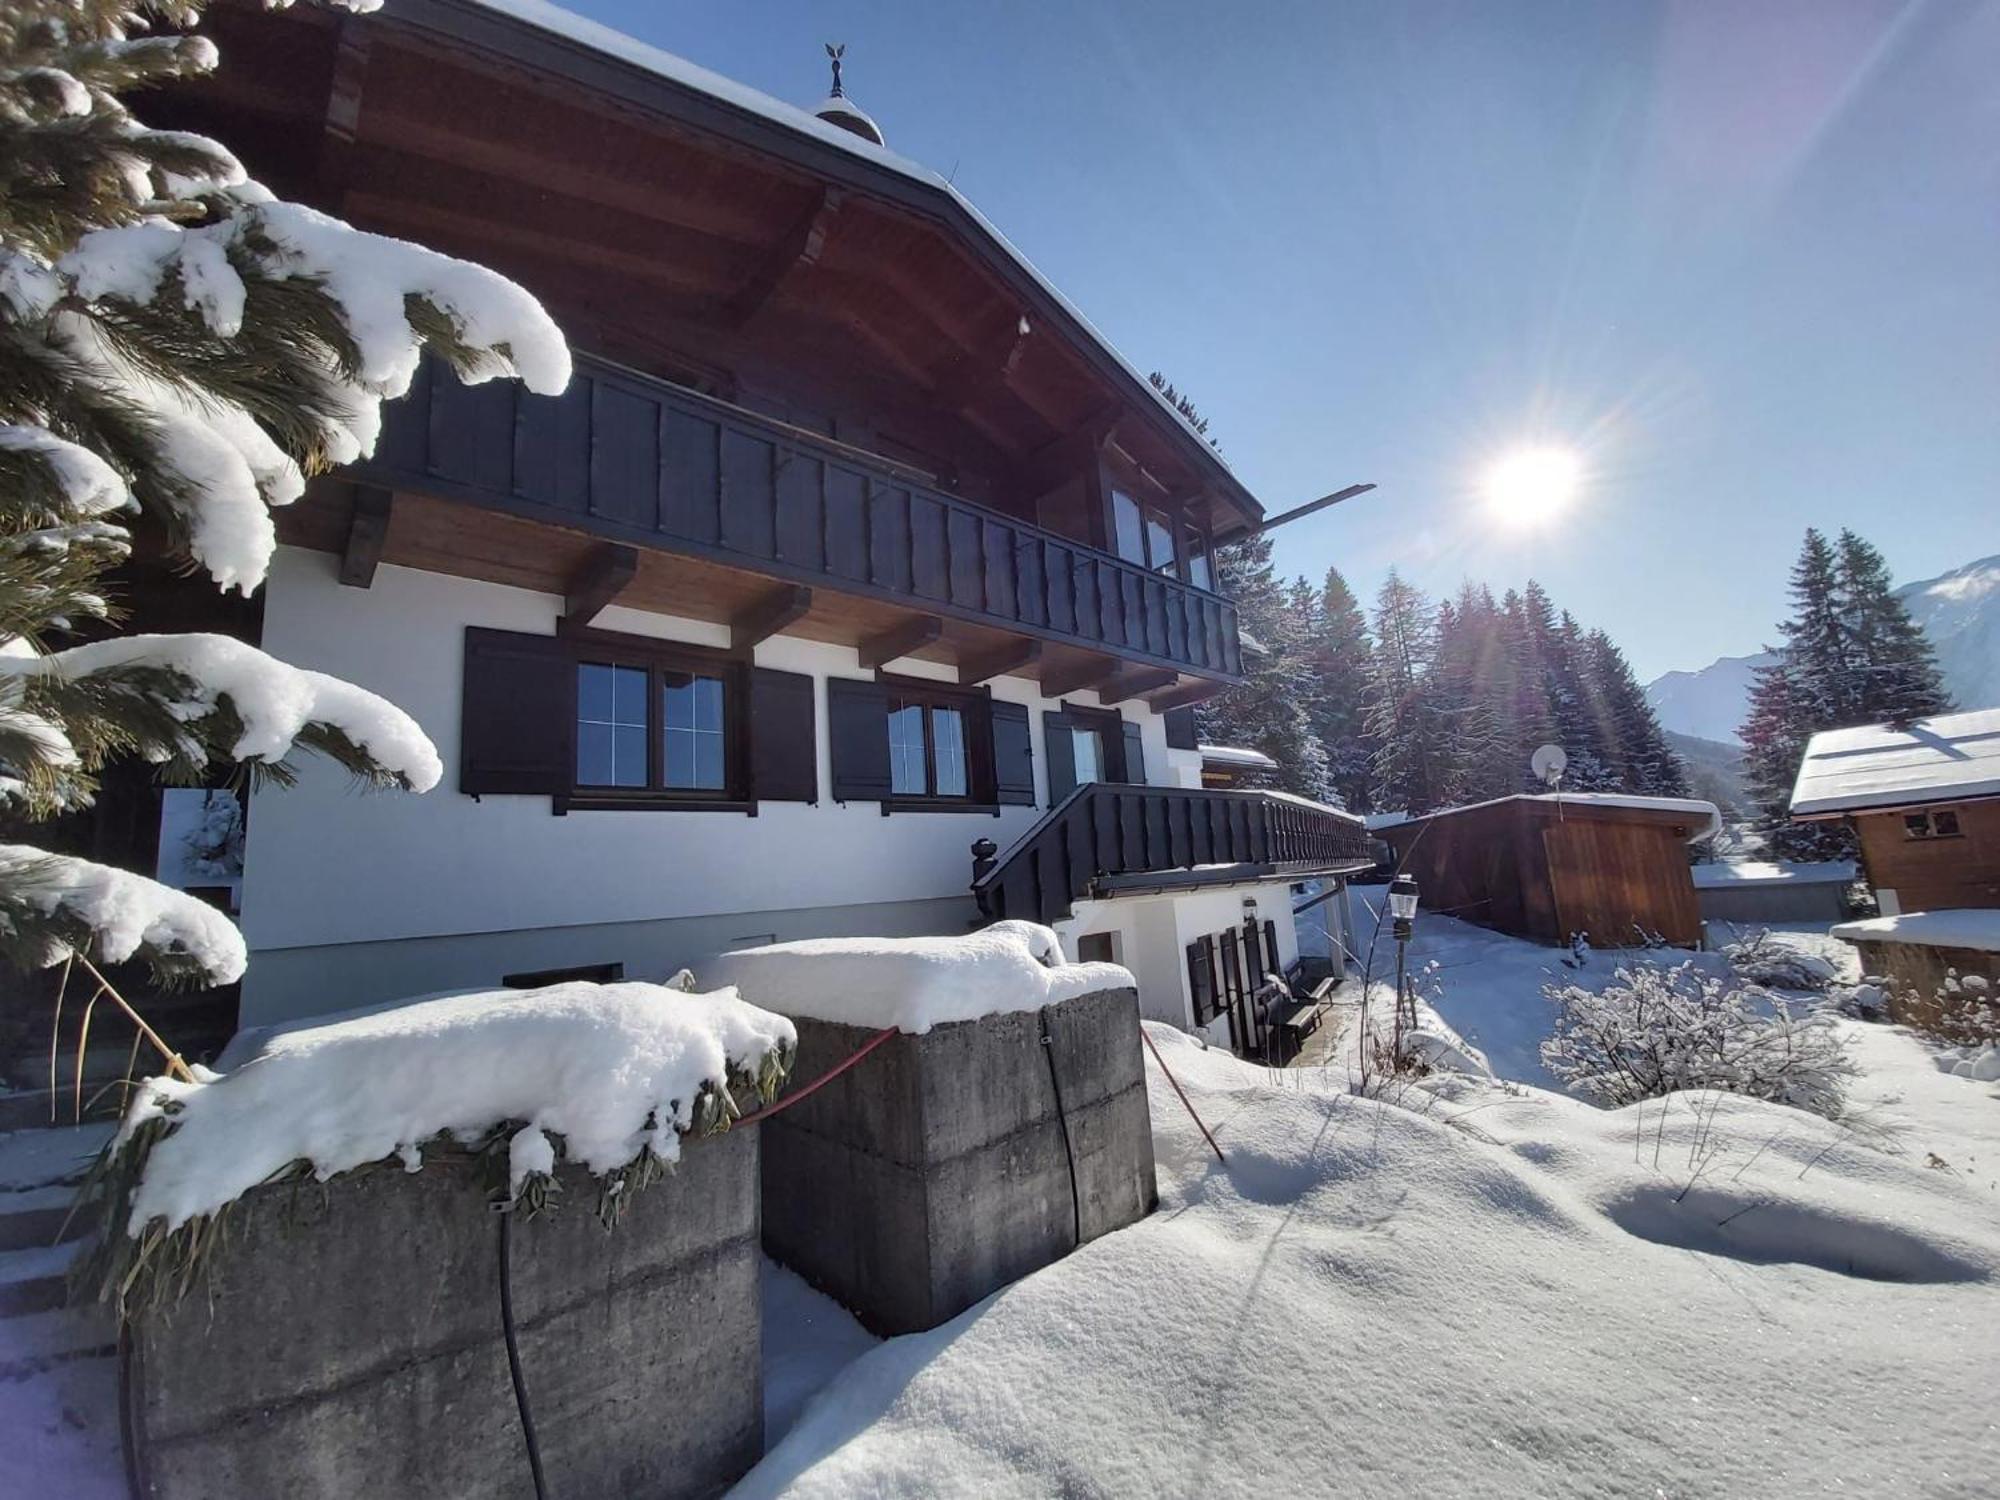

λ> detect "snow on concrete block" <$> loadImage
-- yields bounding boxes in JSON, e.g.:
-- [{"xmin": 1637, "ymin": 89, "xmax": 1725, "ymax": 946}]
[
  {"xmin": 703, "ymin": 921, "xmax": 1134, "ymax": 1034},
  {"xmin": 759, "ymin": 985, "xmax": 1157, "ymax": 1336},
  {"xmin": 1832, "ymin": 909, "xmax": 2000, "ymax": 954}
]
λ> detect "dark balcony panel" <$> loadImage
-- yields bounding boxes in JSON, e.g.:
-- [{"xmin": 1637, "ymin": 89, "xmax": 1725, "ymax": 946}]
[
  {"xmin": 359, "ymin": 353, "xmax": 1241, "ymax": 682},
  {"xmin": 824, "ymin": 467, "xmax": 870, "ymax": 581},
  {"xmin": 720, "ymin": 430, "xmax": 776, "ymax": 557},
  {"xmin": 513, "ymin": 379, "xmax": 591, "ymax": 514},
  {"xmin": 660, "ymin": 408, "xmax": 721, "ymax": 544},
  {"xmin": 869, "ymin": 486, "xmax": 912, "ymax": 593},
  {"xmin": 591, "ymin": 384, "xmax": 660, "ymax": 531},
  {"xmin": 909, "ymin": 494, "xmax": 950, "ymax": 602},
  {"xmin": 775, "ymin": 452, "xmax": 824, "ymax": 571},
  {"xmin": 948, "ymin": 509, "xmax": 983, "ymax": 610},
  {"xmin": 430, "ymin": 370, "xmax": 515, "ymax": 495}
]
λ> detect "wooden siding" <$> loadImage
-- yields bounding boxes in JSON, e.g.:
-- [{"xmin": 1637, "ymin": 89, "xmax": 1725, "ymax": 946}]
[
  {"xmin": 1852, "ymin": 799, "xmax": 2000, "ymax": 914},
  {"xmin": 1380, "ymin": 799, "xmax": 1704, "ymax": 948},
  {"xmin": 354, "ymin": 354, "xmax": 1242, "ymax": 682}
]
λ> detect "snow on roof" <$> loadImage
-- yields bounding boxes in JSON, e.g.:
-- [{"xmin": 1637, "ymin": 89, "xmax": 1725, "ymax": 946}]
[
  {"xmin": 1198, "ymin": 743, "xmax": 1278, "ymax": 769},
  {"xmin": 1690, "ymin": 860, "xmax": 1857, "ymax": 889},
  {"xmin": 1789, "ymin": 707, "xmax": 2000, "ymax": 817},
  {"xmin": 1831, "ymin": 909, "xmax": 2000, "ymax": 954},
  {"xmin": 113, "ymin": 981, "xmax": 796, "ymax": 1233},
  {"xmin": 459, "ymin": 1, "xmax": 1243, "ymax": 496},
  {"xmin": 701, "ymin": 921, "xmax": 1133, "ymax": 1034},
  {"xmin": 1375, "ymin": 793, "xmax": 1722, "ymax": 842},
  {"xmin": 1262, "ymin": 788, "xmax": 1364, "ymax": 823}
]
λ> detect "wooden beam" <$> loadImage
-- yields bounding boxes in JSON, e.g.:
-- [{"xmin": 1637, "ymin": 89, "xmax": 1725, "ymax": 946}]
[
  {"xmin": 316, "ymin": 18, "xmax": 371, "ymax": 211},
  {"xmin": 730, "ymin": 584, "xmax": 813, "ymax": 653},
  {"xmin": 1039, "ymin": 658, "xmax": 1119, "ymax": 699},
  {"xmin": 723, "ymin": 186, "xmax": 841, "ymax": 328},
  {"xmin": 564, "ymin": 543, "xmax": 639, "ymax": 626},
  {"xmin": 957, "ymin": 639, "xmax": 1040, "ymax": 687},
  {"xmin": 337, "ymin": 484, "xmax": 393, "ymax": 588},
  {"xmin": 858, "ymin": 615, "xmax": 944, "ymax": 670},
  {"xmin": 1145, "ymin": 679, "xmax": 1223, "ymax": 713},
  {"xmin": 1096, "ymin": 667, "xmax": 1178, "ymax": 704},
  {"xmin": 930, "ymin": 314, "xmax": 1032, "ymax": 415}
]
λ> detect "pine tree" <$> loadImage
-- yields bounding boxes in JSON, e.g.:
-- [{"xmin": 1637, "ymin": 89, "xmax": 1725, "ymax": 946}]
[
  {"xmin": 1580, "ymin": 628, "xmax": 1689, "ymax": 797},
  {"xmin": 1364, "ymin": 570, "xmax": 1445, "ymax": 813},
  {"xmin": 1303, "ymin": 566, "xmax": 1375, "ymax": 811},
  {"xmin": 1496, "ymin": 588, "xmax": 1557, "ymax": 789},
  {"xmin": 1197, "ymin": 532, "xmax": 1331, "ymax": 799},
  {"xmin": 0, "ymin": 4, "xmax": 568, "ymax": 998},
  {"xmin": 1832, "ymin": 529, "xmax": 1951, "ymax": 727},
  {"xmin": 1430, "ymin": 584, "xmax": 1512, "ymax": 803}
]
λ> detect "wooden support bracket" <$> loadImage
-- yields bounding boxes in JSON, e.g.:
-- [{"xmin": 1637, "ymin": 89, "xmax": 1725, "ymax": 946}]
[
  {"xmin": 1039, "ymin": 658, "xmax": 1119, "ymax": 699},
  {"xmin": 338, "ymin": 485, "xmax": 394, "ymax": 588},
  {"xmin": 957, "ymin": 639, "xmax": 1041, "ymax": 687},
  {"xmin": 723, "ymin": 186, "xmax": 841, "ymax": 327},
  {"xmin": 1096, "ymin": 667, "xmax": 1178, "ymax": 704},
  {"xmin": 1146, "ymin": 679, "xmax": 1224, "ymax": 713},
  {"xmin": 730, "ymin": 584, "xmax": 814, "ymax": 653},
  {"xmin": 564, "ymin": 543, "xmax": 639, "ymax": 627},
  {"xmin": 858, "ymin": 614, "xmax": 944, "ymax": 670}
]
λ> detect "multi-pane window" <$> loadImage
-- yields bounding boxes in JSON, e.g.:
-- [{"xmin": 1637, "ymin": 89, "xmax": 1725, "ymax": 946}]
[
  {"xmin": 1145, "ymin": 512, "xmax": 1177, "ymax": 575},
  {"xmin": 1186, "ymin": 532, "xmax": 1214, "ymax": 590},
  {"xmin": 662, "ymin": 673, "xmax": 726, "ymax": 790},
  {"xmin": 576, "ymin": 654, "xmax": 734, "ymax": 799},
  {"xmin": 577, "ymin": 664, "xmax": 648, "ymax": 787},
  {"xmin": 887, "ymin": 695, "xmax": 969, "ymax": 799},
  {"xmin": 1903, "ymin": 807, "xmax": 1962, "ymax": 840}
]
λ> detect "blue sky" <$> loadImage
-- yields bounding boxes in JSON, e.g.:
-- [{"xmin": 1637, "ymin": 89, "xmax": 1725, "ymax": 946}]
[{"xmin": 557, "ymin": 0, "xmax": 1996, "ymax": 681}]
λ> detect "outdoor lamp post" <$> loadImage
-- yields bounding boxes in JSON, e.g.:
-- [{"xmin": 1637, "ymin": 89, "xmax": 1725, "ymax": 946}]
[{"xmin": 1388, "ymin": 873, "xmax": 1419, "ymax": 1036}]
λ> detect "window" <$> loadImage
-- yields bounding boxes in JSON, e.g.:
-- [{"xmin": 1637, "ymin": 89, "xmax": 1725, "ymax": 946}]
[
  {"xmin": 1071, "ymin": 725, "xmax": 1103, "ymax": 784},
  {"xmin": 572, "ymin": 639, "xmax": 741, "ymax": 804},
  {"xmin": 1146, "ymin": 512, "xmax": 1177, "ymax": 575},
  {"xmin": 1111, "ymin": 488, "xmax": 1145, "ymax": 566},
  {"xmin": 886, "ymin": 692, "xmax": 971, "ymax": 800},
  {"xmin": 1186, "ymin": 530, "xmax": 1214, "ymax": 590},
  {"xmin": 1903, "ymin": 807, "xmax": 1963, "ymax": 840},
  {"xmin": 577, "ymin": 663, "xmax": 648, "ymax": 788}
]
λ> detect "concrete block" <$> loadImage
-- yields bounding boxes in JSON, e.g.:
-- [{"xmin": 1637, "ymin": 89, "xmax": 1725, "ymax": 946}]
[
  {"xmin": 762, "ymin": 986, "xmax": 1156, "ymax": 1335},
  {"xmin": 127, "ymin": 1124, "xmax": 764, "ymax": 1500}
]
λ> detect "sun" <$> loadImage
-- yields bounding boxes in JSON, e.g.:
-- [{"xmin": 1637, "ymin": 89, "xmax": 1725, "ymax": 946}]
[{"xmin": 1482, "ymin": 445, "xmax": 1583, "ymax": 527}]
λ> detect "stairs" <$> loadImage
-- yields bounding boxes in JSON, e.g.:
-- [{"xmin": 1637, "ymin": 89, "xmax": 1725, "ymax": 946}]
[{"xmin": 0, "ymin": 1122, "xmax": 117, "ymax": 1376}]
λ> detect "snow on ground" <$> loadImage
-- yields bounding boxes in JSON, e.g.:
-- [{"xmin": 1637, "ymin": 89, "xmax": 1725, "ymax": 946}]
[
  {"xmin": 762, "ymin": 1259, "xmax": 880, "ymax": 1446},
  {"xmin": 703, "ymin": 922, "xmax": 1133, "ymax": 1034}
]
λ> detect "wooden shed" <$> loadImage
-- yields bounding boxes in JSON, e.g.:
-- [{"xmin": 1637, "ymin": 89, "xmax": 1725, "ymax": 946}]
[{"xmin": 1374, "ymin": 794, "xmax": 1719, "ymax": 949}]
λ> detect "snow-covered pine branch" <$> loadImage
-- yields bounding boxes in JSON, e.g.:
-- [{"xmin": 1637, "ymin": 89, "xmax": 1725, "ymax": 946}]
[
  {"xmin": 0, "ymin": 1, "xmax": 567, "ymax": 988},
  {"xmin": 0, "ymin": 844, "xmax": 246, "ymax": 983}
]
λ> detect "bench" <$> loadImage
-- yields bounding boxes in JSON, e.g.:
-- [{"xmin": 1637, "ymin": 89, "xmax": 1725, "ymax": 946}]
[{"xmin": 1266, "ymin": 974, "xmax": 1339, "ymax": 1063}]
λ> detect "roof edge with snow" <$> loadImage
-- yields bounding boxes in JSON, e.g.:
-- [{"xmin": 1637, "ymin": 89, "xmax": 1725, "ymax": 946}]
[
  {"xmin": 1373, "ymin": 793, "xmax": 1722, "ymax": 843},
  {"xmin": 1789, "ymin": 706, "xmax": 2000, "ymax": 818}
]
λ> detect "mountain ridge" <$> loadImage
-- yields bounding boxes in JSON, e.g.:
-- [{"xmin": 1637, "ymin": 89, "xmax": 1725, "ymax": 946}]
[{"xmin": 1644, "ymin": 553, "xmax": 2000, "ymax": 744}]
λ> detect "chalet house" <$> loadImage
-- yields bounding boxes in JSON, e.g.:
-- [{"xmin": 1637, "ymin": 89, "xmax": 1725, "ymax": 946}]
[
  {"xmin": 1792, "ymin": 708, "xmax": 2000, "ymax": 1011},
  {"xmin": 1374, "ymin": 794, "xmax": 1720, "ymax": 949},
  {"xmin": 137, "ymin": 0, "xmax": 1371, "ymax": 1051}
]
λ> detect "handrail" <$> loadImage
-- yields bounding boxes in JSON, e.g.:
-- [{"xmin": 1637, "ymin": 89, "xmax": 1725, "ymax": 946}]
[{"xmin": 971, "ymin": 783, "xmax": 1374, "ymax": 928}]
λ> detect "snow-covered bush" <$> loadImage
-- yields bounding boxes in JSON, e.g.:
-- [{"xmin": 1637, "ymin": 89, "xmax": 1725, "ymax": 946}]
[
  {"xmin": 1540, "ymin": 961, "xmax": 1854, "ymax": 1118},
  {"xmin": 1722, "ymin": 929, "xmax": 1837, "ymax": 992}
]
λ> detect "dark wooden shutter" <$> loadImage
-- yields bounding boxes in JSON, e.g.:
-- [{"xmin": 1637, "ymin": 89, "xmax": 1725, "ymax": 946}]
[
  {"xmin": 461, "ymin": 627, "xmax": 573, "ymax": 796},
  {"xmin": 1043, "ymin": 710, "xmax": 1076, "ymax": 806},
  {"xmin": 1164, "ymin": 706, "xmax": 1198, "ymax": 751},
  {"xmin": 991, "ymin": 701, "xmax": 1035, "ymax": 806},
  {"xmin": 1121, "ymin": 721, "xmax": 1147, "ymax": 786},
  {"xmin": 827, "ymin": 677, "xmax": 891, "ymax": 803},
  {"xmin": 1187, "ymin": 937, "xmax": 1216, "ymax": 1025},
  {"xmin": 751, "ymin": 668, "xmax": 817, "ymax": 804}
]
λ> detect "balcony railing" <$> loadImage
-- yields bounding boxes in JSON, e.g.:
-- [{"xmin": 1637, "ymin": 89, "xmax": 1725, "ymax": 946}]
[
  {"xmin": 972, "ymin": 783, "xmax": 1374, "ymax": 928},
  {"xmin": 356, "ymin": 352, "xmax": 1243, "ymax": 680}
]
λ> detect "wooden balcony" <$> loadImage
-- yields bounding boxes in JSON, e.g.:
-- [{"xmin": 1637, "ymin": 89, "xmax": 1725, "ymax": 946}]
[
  {"xmin": 343, "ymin": 352, "xmax": 1243, "ymax": 688},
  {"xmin": 972, "ymin": 784, "xmax": 1375, "ymax": 928}
]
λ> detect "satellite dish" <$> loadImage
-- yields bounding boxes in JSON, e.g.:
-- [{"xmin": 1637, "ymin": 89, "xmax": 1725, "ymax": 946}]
[{"xmin": 1531, "ymin": 743, "xmax": 1568, "ymax": 789}]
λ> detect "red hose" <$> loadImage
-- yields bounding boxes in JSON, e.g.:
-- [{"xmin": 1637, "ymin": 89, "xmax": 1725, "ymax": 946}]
[
  {"xmin": 732, "ymin": 1025, "xmax": 899, "ymax": 1128},
  {"xmin": 1140, "ymin": 1026, "xmax": 1226, "ymax": 1165}
]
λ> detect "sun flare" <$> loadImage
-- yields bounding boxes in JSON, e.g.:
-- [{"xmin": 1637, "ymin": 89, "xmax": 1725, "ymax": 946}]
[{"xmin": 1482, "ymin": 446, "xmax": 1583, "ymax": 527}]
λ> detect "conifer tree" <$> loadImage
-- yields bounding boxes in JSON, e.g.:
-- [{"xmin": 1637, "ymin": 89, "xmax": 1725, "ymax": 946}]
[
  {"xmin": 1430, "ymin": 584, "xmax": 1512, "ymax": 802},
  {"xmin": 1198, "ymin": 532, "xmax": 1331, "ymax": 799},
  {"xmin": 1364, "ymin": 570, "xmax": 1445, "ymax": 813},
  {"xmin": 1579, "ymin": 628, "xmax": 1688, "ymax": 797},
  {"xmin": 1303, "ymin": 566, "xmax": 1375, "ymax": 811},
  {"xmin": 0, "ymin": 2, "xmax": 568, "ymax": 992},
  {"xmin": 1832, "ymin": 529, "xmax": 1951, "ymax": 727}
]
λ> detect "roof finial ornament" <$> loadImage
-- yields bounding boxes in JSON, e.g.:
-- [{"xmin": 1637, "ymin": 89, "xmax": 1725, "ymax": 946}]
[{"xmin": 812, "ymin": 42, "xmax": 885, "ymax": 146}]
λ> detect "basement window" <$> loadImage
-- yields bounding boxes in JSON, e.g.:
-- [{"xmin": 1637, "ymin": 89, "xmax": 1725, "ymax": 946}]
[{"xmin": 1903, "ymin": 807, "xmax": 1962, "ymax": 840}]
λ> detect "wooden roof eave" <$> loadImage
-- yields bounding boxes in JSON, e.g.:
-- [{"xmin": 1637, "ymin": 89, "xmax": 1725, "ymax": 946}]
[{"xmin": 372, "ymin": 0, "xmax": 1264, "ymax": 531}]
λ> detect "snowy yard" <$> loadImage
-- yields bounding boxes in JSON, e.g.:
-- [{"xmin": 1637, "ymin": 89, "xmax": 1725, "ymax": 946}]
[{"xmin": 7, "ymin": 910, "xmax": 1998, "ymax": 1498}]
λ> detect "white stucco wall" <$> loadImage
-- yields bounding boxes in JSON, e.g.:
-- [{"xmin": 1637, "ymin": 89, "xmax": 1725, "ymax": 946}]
[{"xmin": 242, "ymin": 547, "xmax": 1174, "ymax": 960}]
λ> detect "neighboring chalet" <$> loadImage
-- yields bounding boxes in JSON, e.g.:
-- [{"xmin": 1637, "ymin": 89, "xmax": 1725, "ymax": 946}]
[
  {"xmin": 1198, "ymin": 744, "xmax": 1279, "ymax": 789},
  {"xmin": 1375, "ymin": 794, "xmax": 1721, "ymax": 949},
  {"xmin": 135, "ymin": 0, "xmax": 1370, "ymax": 1048},
  {"xmin": 1793, "ymin": 708, "xmax": 2000, "ymax": 1013}
]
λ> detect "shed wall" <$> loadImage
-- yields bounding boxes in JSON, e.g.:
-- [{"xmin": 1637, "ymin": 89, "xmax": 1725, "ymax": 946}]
[{"xmin": 1852, "ymin": 801, "xmax": 2000, "ymax": 915}]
